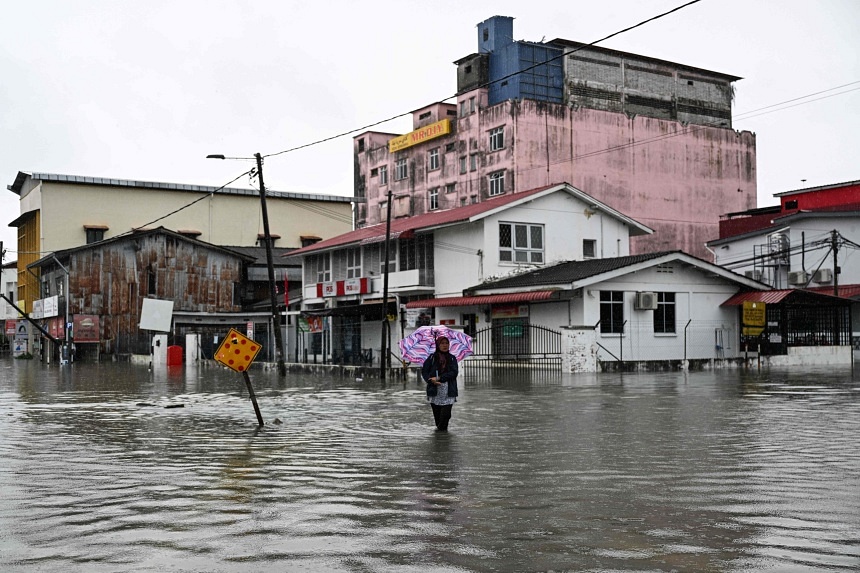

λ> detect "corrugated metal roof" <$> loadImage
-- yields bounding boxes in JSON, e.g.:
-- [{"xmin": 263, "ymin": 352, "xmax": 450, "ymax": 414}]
[
  {"xmin": 721, "ymin": 288, "xmax": 853, "ymax": 306},
  {"xmin": 405, "ymin": 290, "xmax": 556, "ymax": 308}
]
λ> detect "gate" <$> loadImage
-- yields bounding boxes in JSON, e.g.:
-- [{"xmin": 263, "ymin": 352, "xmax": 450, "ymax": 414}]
[{"xmin": 469, "ymin": 321, "xmax": 562, "ymax": 371}]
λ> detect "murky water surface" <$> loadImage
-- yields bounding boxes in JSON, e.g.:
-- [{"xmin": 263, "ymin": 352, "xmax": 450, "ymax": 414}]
[{"xmin": 1, "ymin": 360, "xmax": 858, "ymax": 572}]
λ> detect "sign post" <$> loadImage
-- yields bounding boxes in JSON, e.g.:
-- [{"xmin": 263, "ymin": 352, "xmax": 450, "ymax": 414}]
[{"xmin": 214, "ymin": 328, "xmax": 265, "ymax": 426}]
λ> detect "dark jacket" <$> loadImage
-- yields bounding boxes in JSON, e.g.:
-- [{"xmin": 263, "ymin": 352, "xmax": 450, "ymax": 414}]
[{"xmin": 422, "ymin": 352, "xmax": 459, "ymax": 398}]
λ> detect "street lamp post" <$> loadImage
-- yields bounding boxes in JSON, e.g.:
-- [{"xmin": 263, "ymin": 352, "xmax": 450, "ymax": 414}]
[{"xmin": 207, "ymin": 153, "xmax": 286, "ymax": 376}]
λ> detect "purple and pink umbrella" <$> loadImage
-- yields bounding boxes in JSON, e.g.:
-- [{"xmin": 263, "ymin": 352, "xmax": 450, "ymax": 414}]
[{"xmin": 399, "ymin": 325, "xmax": 474, "ymax": 364}]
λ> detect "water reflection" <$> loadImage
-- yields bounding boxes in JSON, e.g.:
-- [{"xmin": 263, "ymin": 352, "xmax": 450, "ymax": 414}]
[{"xmin": 0, "ymin": 359, "xmax": 858, "ymax": 572}]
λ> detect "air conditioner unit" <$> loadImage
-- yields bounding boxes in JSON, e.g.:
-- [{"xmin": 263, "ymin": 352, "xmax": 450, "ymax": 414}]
[
  {"xmin": 813, "ymin": 268, "xmax": 833, "ymax": 283},
  {"xmin": 787, "ymin": 271, "xmax": 808, "ymax": 286},
  {"xmin": 744, "ymin": 270, "xmax": 763, "ymax": 281},
  {"xmin": 634, "ymin": 291, "xmax": 658, "ymax": 310}
]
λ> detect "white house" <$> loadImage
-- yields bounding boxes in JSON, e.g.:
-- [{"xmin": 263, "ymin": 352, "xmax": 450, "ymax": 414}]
[
  {"xmin": 427, "ymin": 251, "xmax": 775, "ymax": 370},
  {"xmin": 287, "ymin": 182, "xmax": 652, "ymax": 366}
]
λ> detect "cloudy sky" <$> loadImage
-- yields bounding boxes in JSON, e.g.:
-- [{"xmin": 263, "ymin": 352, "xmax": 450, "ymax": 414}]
[{"xmin": 2, "ymin": 0, "xmax": 858, "ymax": 261}]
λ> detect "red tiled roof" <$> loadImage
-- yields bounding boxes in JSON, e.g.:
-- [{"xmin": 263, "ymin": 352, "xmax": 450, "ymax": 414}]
[
  {"xmin": 405, "ymin": 290, "xmax": 556, "ymax": 308},
  {"xmin": 287, "ymin": 184, "xmax": 559, "ymax": 257}
]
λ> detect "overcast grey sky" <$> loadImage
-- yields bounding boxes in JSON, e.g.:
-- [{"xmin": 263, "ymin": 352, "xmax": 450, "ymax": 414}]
[{"xmin": 2, "ymin": 0, "xmax": 858, "ymax": 260}]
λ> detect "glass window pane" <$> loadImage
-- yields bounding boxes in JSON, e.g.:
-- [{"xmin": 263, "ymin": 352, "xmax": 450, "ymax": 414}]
[
  {"xmin": 515, "ymin": 225, "xmax": 528, "ymax": 248},
  {"xmin": 499, "ymin": 224, "xmax": 511, "ymax": 248},
  {"xmin": 500, "ymin": 251, "xmax": 512, "ymax": 262},
  {"xmin": 530, "ymin": 226, "xmax": 543, "ymax": 249}
]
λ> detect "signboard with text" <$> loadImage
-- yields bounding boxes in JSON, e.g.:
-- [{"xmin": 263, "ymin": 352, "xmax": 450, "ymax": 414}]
[
  {"xmin": 742, "ymin": 301, "xmax": 766, "ymax": 336},
  {"xmin": 73, "ymin": 315, "xmax": 100, "ymax": 343},
  {"xmin": 388, "ymin": 119, "xmax": 451, "ymax": 153}
]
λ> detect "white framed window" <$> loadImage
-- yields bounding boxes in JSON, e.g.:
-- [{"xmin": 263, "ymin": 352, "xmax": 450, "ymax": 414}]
[
  {"xmin": 654, "ymin": 292, "xmax": 676, "ymax": 333},
  {"xmin": 346, "ymin": 247, "xmax": 361, "ymax": 279},
  {"xmin": 600, "ymin": 291, "xmax": 624, "ymax": 334},
  {"xmin": 499, "ymin": 222, "xmax": 544, "ymax": 264},
  {"xmin": 489, "ymin": 126, "xmax": 504, "ymax": 151},
  {"xmin": 378, "ymin": 165, "xmax": 388, "ymax": 185},
  {"xmin": 315, "ymin": 254, "xmax": 331, "ymax": 283},
  {"xmin": 429, "ymin": 187, "xmax": 439, "ymax": 210},
  {"xmin": 429, "ymin": 148, "xmax": 440, "ymax": 171},
  {"xmin": 489, "ymin": 170, "xmax": 505, "ymax": 196},
  {"xmin": 395, "ymin": 158, "xmax": 408, "ymax": 180}
]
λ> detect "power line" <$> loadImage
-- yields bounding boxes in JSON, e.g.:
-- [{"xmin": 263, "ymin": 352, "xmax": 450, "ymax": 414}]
[{"xmin": 263, "ymin": 0, "xmax": 704, "ymax": 160}]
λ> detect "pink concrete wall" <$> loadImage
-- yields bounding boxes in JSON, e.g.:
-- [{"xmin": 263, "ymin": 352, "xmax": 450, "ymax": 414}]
[{"xmin": 354, "ymin": 98, "xmax": 757, "ymax": 260}]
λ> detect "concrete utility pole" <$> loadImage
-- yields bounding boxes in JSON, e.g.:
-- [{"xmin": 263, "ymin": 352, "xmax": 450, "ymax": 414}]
[
  {"xmin": 831, "ymin": 229, "xmax": 839, "ymax": 297},
  {"xmin": 256, "ymin": 153, "xmax": 287, "ymax": 377},
  {"xmin": 380, "ymin": 188, "xmax": 393, "ymax": 381}
]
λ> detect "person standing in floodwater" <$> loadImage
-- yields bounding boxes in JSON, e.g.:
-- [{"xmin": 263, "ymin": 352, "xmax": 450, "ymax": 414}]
[{"xmin": 422, "ymin": 336, "xmax": 458, "ymax": 431}]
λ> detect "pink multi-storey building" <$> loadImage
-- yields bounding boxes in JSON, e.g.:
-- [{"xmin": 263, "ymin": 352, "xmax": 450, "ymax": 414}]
[{"xmin": 353, "ymin": 16, "xmax": 756, "ymax": 260}]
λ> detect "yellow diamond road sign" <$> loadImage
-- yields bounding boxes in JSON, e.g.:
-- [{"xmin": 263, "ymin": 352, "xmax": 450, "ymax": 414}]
[{"xmin": 214, "ymin": 328, "xmax": 262, "ymax": 372}]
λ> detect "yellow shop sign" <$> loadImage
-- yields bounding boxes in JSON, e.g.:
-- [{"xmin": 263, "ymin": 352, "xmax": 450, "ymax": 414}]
[{"xmin": 388, "ymin": 119, "xmax": 451, "ymax": 153}]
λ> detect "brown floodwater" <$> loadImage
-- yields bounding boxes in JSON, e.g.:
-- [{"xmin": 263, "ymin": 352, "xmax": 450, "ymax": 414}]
[{"xmin": 1, "ymin": 359, "xmax": 858, "ymax": 572}]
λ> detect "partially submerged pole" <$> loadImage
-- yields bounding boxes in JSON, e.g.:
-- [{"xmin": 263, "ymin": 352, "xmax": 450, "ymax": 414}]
[{"xmin": 242, "ymin": 370, "xmax": 265, "ymax": 427}]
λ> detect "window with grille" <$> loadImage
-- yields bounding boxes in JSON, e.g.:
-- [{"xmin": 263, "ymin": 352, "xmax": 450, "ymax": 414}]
[
  {"xmin": 345, "ymin": 247, "xmax": 361, "ymax": 279},
  {"xmin": 429, "ymin": 187, "xmax": 439, "ymax": 210},
  {"xmin": 395, "ymin": 158, "xmax": 408, "ymax": 180},
  {"xmin": 489, "ymin": 126, "xmax": 504, "ymax": 151},
  {"xmin": 378, "ymin": 165, "xmax": 388, "ymax": 185},
  {"xmin": 583, "ymin": 239, "xmax": 596, "ymax": 259},
  {"xmin": 499, "ymin": 222, "xmax": 543, "ymax": 264},
  {"xmin": 654, "ymin": 292, "xmax": 676, "ymax": 333},
  {"xmin": 429, "ymin": 148, "xmax": 439, "ymax": 171},
  {"xmin": 489, "ymin": 170, "xmax": 505, "ymax": 196},
  {"xmin": 600, "ymin": 291, "xmax": 624, "ymax": 334}
]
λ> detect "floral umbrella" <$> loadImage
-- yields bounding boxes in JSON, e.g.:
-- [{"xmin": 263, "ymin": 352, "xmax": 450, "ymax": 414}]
[{"xmin": 399, "ymin": 325, "xmax": 474, "ymax": 364}]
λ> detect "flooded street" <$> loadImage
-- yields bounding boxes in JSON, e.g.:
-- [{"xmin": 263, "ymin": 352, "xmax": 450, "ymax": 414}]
[{"xmin": 1, "ymin": 360, "xmax": 859, "ymax": 572}]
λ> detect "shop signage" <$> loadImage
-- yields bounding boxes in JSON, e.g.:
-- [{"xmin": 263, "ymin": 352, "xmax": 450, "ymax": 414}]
[
  {"xmin": 316, "ymin": 282, "xmax": 336, "ymax": 297},
  {"xmin": 388, "ymin": 119, "xmax": 451, "ymax": 153},
  {"xmin": 43, "ymin": 296, "xmax": 58, "ymax": 318},
  {"xmin": 31, "ymin": 299, "xmax": 44, "ymax": 319},
  {"xmin": 492, "ymin": 304, "xmax": 529, "ymax": 319},
  {"xmin": 73, "ymin": 314, "xmax": 100, "ymax": 343},
  {"xmin": 317, "ymin": 277, "xmax": 370, "ymax": 297},
  {"xmin": 5, "ymin": 319, "xmax": 16, "ymax": 335},
  {"xmin": 742, "ymin": 301, "xmax": 766, "ymax": 336},
  {"xmin": 339, "ymin": 277, "xmax": 369, "ymax": 295}
]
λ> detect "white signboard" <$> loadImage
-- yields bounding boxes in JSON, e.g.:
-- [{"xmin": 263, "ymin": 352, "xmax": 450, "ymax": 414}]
[
  {"xmin": 139, "ymin": 298, "xmax": 175, "ymax": 332},
  {"xmin": 43, "ymin": 296, "xmax": 58, "ymax": 318},
  {"xmin": 31, "ymin": 299, "xmax": 44, "ymax": 319}
]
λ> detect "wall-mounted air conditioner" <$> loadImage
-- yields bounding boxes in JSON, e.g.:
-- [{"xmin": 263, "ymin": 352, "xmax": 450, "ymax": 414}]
[
  {"xmin": 788, "ymin": 271, "xmax": 808, "ymax": 286},
  {"xmin": 634, "ymin": 291, "xmax": 658, "ymax": 310},
  {"xmin": 744, "ymin": 270, "xmax": 763, "ymax": 281},
  {"xmin": 813, "ymin": 268, "xmax": 833, "ymax": 283}
]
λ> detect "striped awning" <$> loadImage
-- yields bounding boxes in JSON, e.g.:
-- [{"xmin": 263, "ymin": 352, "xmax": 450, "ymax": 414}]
[{"xmin": 405, "ymin": 290, "xmax": 556, "ymax": 308}]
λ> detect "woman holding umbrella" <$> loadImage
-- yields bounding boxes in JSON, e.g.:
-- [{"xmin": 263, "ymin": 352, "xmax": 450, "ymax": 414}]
[{"xmin": 422, "ymin": 336, "xmax": 458, "ymax": 432}]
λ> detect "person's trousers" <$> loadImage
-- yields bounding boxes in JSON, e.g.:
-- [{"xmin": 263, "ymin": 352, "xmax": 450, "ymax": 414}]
[{"xmin": 431, "ymin": 403, "xmax": 453, "ymax": 431}]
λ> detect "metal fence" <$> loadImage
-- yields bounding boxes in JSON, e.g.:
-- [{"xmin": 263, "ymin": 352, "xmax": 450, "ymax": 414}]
[{"xmin": 595, "ymin": 320, "xmax": 738, "ymax": 363}]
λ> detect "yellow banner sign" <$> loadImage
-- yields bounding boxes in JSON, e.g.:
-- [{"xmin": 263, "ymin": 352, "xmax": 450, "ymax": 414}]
[
  {"xmin": 215, "ymin": 328, "xmax": 262, "ymax": 372},
  {"xmin": 388, "ymin": 119, "xmax": 451, "ymax": 153},
  {"xmin": 742, "ymin": 301, "xmax": 765, "ymax": 336}
]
